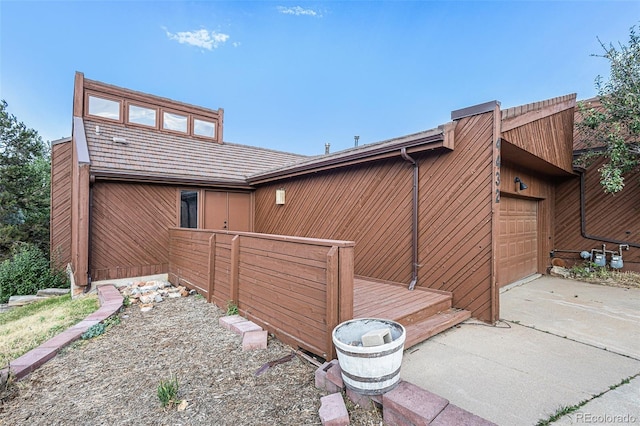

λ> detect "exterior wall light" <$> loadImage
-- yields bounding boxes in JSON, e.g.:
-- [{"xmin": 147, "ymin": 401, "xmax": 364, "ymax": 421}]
[
  {"xmin": 514, "ymin": 177, "xmax": 528, "ymax": 191},
  {"xmin": 276, "ymin": 188, "xmax": 286, "ymax": 205}
]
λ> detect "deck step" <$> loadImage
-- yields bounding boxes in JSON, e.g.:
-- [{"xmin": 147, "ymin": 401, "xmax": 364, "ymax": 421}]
[
  {"xmin": 403, "ymin": 308, "xmax": 471, "ymax": 349},
  {"xmin": 395, "ymin": 294, "xmax": 452, "ymax": 325}
]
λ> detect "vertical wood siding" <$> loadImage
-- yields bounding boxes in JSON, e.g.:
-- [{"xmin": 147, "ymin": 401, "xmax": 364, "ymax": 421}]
[
  {"xmin": 254, "ymin": 112, "xmax": 497, "ymax": 321},
  {"xmin": 50, "ymin": 141, "xmax": 72, "ymax": 269},
  {"xmin": 501, "ymin": 109, "xmax": 574, "ymax": 173},
  {"xmin": 168, "ymin": 228, "xmax": 355, "ymax": 358},
  {"xmin": 555, "ymin": 157, "xmax": 640, "ymax": 272},
  {"xmin": 90, "ymin": 182, "xmax": 176, "ymax": 280}
]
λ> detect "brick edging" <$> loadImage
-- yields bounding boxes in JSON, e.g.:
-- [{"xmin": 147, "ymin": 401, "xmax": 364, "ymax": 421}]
[{"xmin": 0, "ymin": 285, "xmax": 123, "ymax": 381}]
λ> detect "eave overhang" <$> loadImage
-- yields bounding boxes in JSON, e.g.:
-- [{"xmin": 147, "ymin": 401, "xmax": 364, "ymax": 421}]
[{"xmin": 248, "ymin": 124, "xmax": 453, "ymax": 185}]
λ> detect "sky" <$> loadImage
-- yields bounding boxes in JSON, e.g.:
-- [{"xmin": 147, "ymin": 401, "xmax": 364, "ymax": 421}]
[{"xmin": 1, "ymin": 1, "xmax": 638, "ymax": 156}]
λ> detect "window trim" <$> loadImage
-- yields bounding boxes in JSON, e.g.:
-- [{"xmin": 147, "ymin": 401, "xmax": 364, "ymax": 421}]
[
  {"xmin": 178, "ymin": 189, "xmax": 200, "ymax": 229},
  {"xmin": 125, "ymin": 101, "xmax": 159, "ymax": 129},
  {"xmin": 192, "ymin": 116, "xmax": 218, "ymax": 141},
  {"xmin": 161, "ymin": 109, "xmax": 190, "ymax": 135},
  {"xmin": 85, "ymin": 92, "xmax": 123, "ymax": 123}
]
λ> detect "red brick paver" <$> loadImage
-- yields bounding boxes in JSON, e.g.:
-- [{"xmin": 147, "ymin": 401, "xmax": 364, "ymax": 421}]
[{"xmin": 0, "ymin": 285, "xmax": 123, "ymax": 381}]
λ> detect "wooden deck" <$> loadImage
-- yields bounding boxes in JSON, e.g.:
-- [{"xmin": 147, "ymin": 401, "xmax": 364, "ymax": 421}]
[{"xmin": 353, "ymin": 276, "xmax": 470, "ymax": 348}]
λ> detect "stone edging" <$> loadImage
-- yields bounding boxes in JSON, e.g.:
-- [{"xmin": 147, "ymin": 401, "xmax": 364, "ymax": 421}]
[{"xmin": 1, "ymin": 285, "xmax": 123, "ymax": 381}]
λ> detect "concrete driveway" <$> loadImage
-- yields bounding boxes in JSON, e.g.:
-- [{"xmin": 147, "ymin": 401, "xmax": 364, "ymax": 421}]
[{"xmin": 400, "ymin": 276, "xmax": 640, "ymax": 425}]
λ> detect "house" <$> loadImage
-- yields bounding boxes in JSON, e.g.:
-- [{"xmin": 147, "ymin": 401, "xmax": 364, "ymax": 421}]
[{"xmin": 53, "ymin": 72, "xmax": 585, "ymax": 357}]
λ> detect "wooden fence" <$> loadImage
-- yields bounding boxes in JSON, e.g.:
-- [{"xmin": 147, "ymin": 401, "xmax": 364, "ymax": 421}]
[{"xmin": 168, "ymin": 228, "xmax": 355, "ymax": 358}]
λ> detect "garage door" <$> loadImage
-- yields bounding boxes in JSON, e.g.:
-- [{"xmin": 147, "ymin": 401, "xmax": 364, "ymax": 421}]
[{"xmin": 498, "ymin": 197, "xmax": 538, "ymax": 287}]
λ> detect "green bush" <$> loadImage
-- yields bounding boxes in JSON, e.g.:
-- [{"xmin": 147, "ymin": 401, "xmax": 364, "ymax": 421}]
[{"xmin": 0, "ymin": 243, "xmax": 68, "ymax": 303}]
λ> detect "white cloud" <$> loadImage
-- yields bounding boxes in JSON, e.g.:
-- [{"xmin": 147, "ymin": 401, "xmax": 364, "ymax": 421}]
[
  {"xmin": 277, "ymin": 6, "xmax": 321, "ymax": 17},
  {"xmin": 164, "ymin": 28, "xmax": 230, "ymax": 50}
]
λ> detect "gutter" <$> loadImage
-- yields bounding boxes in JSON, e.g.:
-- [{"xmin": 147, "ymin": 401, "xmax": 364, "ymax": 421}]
[
  {"xmin": 401, "ymin": 148, "xmax": 419, "ymax": 290},
  {"xmin": 90, "ymin": 169, "xmax": 255, "ymax": 190},
  {"xmin": 579, "ymin": 169, "xmax": 640, "ymax": 248}
]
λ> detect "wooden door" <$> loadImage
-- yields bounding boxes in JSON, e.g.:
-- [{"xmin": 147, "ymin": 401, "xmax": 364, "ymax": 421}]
[
  {"xmin": 497, "ymin": 197, "xmax": 538, "ymax": 287},
  {"xmin": 204, "ymin": 191, "xmax": 252, "ymax": 231},
  {"xmin": 204, "ymin": 191, "xmax": 228, "ymax": 230},
  {"xmin": 227, "ymin": 192, "xmax": 252, "ymax": 232}
]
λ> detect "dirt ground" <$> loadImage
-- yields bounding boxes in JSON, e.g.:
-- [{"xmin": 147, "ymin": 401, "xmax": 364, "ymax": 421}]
[{"xmin": 0, "ymin": 295, "xmax": 383, "ymax": 425}]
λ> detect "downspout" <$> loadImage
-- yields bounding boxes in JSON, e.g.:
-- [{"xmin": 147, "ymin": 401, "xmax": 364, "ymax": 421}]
[
  {"xmin": 579, "ymin": 169, "xmax": 640, "ymax": 248},
  {"xmin": 86, "ymin": 176, "xmax": 94, "ymax": 292},
  {"xmin": 401, "ymin": 148, "xmax": 419, "ymax": 290}
]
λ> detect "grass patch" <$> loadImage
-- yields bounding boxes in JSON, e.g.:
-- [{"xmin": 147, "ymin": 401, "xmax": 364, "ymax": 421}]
[
  {"xmin": 570, "ymin": 264, "xmax": 640, "ymax": 289},
  {"xmin": 157, "ymin": 374, "xmax": 180, "ymax": 407},
  {"xmin": 226, "ymin": 300, "xmax": 239, "ymax": 316},
  {"xmin": 0, "ymin": 294, "xmax": 99, "ymax": 368},
  {"xmin": 536, "ymin": 374, "xmax": 638, "ymax": 425}
]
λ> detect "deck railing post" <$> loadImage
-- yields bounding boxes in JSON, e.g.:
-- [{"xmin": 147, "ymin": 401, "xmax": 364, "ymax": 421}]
[
  {"xmin": 230, "ymin": 234, "xmax": 240, "ymax": 307},
  {"xmin": 325, "ymin": 246, "xmax": 339, "ymax": 359},
  {"xmin": 208, "ymin": 233, "xmax": 216, "ymax": 303},
  {"xmin": 338, "ymin": 246, "xmax": 354, "ymax": 323}
]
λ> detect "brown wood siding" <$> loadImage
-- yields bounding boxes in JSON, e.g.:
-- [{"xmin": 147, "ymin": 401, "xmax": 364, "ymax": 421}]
[
  {"xmin": 50, "ymin": 141, "xmax": 72, "ymax": 269},
  {"xmin": 501, "ymin": 109, "xmax": 574, "ymax": 173},
  {"xmin": 255, "ymin": 112, "xmax": 497, "ymax": 321},
  {"xmin": 417, "ymin": 113, "xmax": 494, "ymax": 321},
  {"xmin": 254, "ymin": 158, "xmax": 414, "ymax": 283},
  {"xmin": 555, "ymin": 157, "xmax": 640, "ymax": 272},
  {"xmin": 168, "ymin": 228, "xmax": 355, "ymax": 358},
  {"xmin": 90, "ymin": 182, "xmax": 176, "ymax": 280}
]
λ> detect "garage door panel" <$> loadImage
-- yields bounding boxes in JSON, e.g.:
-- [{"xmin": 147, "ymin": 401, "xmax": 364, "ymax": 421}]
[{"xmin": 498, "ymin": 197, "xmax": 538, "ymax": 287}]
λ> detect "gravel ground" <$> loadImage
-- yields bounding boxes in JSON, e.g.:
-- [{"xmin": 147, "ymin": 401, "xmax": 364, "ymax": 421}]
[{"xmin": 0, "ymin": 295, "xmax": 383, "ymax": 425}]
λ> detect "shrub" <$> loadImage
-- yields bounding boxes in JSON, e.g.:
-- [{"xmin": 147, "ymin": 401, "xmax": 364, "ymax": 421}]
[
  {"xmin": 81, "ymin": 323, "xmax": 106, "ymax": 340},
  {"xmin": 0, "ymin": 243, "xmax": 68, "ymax": 303}
]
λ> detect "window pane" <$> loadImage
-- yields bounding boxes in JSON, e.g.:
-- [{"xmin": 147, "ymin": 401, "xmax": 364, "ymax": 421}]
[
  {"xmin": 180, "ymin": 191, "xmax": 198, "ymax": 228},
  {"xmin": 163, "ymin": 112, "xmax": 188, "ymax": 132},
  {"xmin": 88, "ymin": 96, "xmax": 120, "ymax": 120},
  {"xmin": 194, "ymin": 118, "xmax": 216, "ymax": 138},
  {"xmin": 128, "ymin": 104, "xmax": 156, "ymax": 127}
]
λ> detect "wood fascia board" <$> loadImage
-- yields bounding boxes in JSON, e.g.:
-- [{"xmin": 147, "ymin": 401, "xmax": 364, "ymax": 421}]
[
  {"xmin": 442, "ymin": 121, "xmax": 456, "ymax": 150},
  {"xmin": 501, "ymin": 97, "xmax": 576, "ymax": 132},
  {"xmin": 50, "ymin": 137, "xmax": 72, "ymax": 147},
  {"xmin": 73, "ymin": 117, "xmax": 90, "ymax": 164},
  {"xmin": 248, "ymin": 134, "xmax": 447, "ymax": 185},
  {"xmin": 90, "ymin": 169, "xmax": 255, "ymax": 189},
  {"xmin": 83, "ymin": 78, "xmax": 223, "ymax": 119}
]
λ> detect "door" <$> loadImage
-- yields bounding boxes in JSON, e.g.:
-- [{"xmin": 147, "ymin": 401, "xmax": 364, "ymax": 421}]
[
  {"xmin": 204, "ymin": 191, "xmax": 252, "ymax": 232},
  {"xmin": 497, "ymin": 197, "xmax": 538, "ymax": 287}
]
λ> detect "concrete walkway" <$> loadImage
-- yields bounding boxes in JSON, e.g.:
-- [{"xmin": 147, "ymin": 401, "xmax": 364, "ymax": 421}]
[
  {"xmin": 1, "ymin": 285, "xmax": 123, "ymax": 381},
  {"xmin": 400, "ymin": 277, "xmax": 640, "ymax": 425}
]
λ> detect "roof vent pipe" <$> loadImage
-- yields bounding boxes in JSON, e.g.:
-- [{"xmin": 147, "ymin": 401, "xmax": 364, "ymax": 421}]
[
  {"xmin": 325, "ymin": 143, "xmax": 330, "ymax": 155},
  {"xmin": 401, "ymin": 147, "xmax": 419, "ymax": 290}
]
